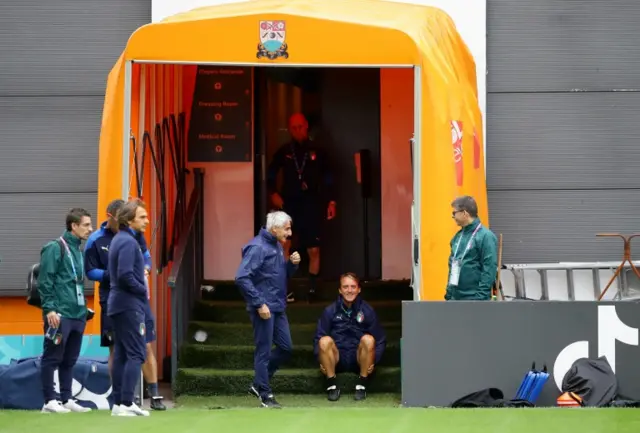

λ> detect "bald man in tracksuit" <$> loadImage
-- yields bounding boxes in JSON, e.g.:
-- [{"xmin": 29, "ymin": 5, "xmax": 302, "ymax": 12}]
[{"xmin": 267, "ymin": 113, "xmax": 336, "ymax": 302}]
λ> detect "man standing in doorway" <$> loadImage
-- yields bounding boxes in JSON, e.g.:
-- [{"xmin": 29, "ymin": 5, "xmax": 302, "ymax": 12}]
[
  {"xmin": 84, "ymin": 199, "xmax": 166, "ymax": 411},
  {"xmin": 235, "ymin": 211, "xmax": 300, "ymax": 408},
  {"xmin": 445, "ymin": 195, "xmax": 498, "ymax": 301},
  {"xmin": 267, "ymin": 113, "xmax": 336, "ymax": 302},
  {"xmin": 39, "ymin": 208, "xmax": 93, "ymax": 413}
]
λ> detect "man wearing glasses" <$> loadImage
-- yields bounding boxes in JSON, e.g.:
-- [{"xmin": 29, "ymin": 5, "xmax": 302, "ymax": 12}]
[{"xmin": 445, "ymin": 195, "xmax": 498, "ymax": 301}]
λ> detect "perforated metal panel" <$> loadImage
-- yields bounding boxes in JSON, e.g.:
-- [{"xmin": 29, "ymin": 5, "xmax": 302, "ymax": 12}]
[
  {"xmin": 0, "ymin": 0, "xmax": 150, "ymax": 96},
  {"xmin": 0, "ymin": 96, "xmax": 103, "ymax": 193},
  {"xmin": 487, "ymin": 0, "xmax": 640, "ymax": 266},
  {"xmin": 0, "ymin": 0, "xmax": 151, "ymax": 295},
  {"xmin": 487, "ymin": 92, "xmax": 640, "ymax": 190},
  {"xmin": 488, "ymin": 189, "xmax": 640, "ymax": 264},
  {"xmin": 487, "ymin": 0, "xmax": 640, "ymax": 92},
  {"xmin": 0, "ymin": 193, "xmax": 98, "ymax": 296}
]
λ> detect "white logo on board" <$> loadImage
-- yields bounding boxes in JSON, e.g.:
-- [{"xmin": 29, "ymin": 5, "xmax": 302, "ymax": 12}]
[{"xmin": 553, "ymin": 306, "xmax": 639, "ymax": 391}]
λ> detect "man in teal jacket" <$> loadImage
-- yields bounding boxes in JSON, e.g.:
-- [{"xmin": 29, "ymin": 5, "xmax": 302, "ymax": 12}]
[
  {"xmin": 445, "ymin": 196, "xmax": 498, "ymax": 301},
  {"xmin": 38, "ymin": 208, "xmax": 93, "ymax": 413}
]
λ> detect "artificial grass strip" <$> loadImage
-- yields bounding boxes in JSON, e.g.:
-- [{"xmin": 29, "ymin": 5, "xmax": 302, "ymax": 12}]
[
  {"xmin": 173, "ymin": 367, "xmax": 401, "ymax": 396},
  {"xmin": 201, "ymin": 279, "xmax": 413, "ymax": 302},
  {"xmin": 185, "ymin": 321, "xmax": 401, "ymax": 345},
  {"xmin": 193, "ymin": 300, "xmax": 403, "ymax": 323},
  {"xmin": 179, "ymin": 343, "xmax": 401, "ymax": 369}
]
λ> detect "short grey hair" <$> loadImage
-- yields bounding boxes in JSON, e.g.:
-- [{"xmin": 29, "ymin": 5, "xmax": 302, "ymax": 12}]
[
  {"xmin": 451, "ymin": 195, "xmax": 478, "ymax": 218},
  {"xmin": 266, "ymin": 211, "xmax": 292, "ymax": 231}
]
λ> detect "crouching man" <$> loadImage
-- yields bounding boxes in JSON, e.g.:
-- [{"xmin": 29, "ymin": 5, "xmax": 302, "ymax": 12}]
[{"xmin": 313, "ymin": 272, "xmax": 386, "ymax": 401}]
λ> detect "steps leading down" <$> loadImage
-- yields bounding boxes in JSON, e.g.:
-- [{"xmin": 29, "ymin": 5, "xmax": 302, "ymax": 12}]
[{"xmin": 173, "ymin": 279, "xmax": 410, "ymax": 397}]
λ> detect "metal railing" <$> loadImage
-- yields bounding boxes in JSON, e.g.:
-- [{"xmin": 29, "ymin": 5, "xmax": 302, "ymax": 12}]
[
  {"xmin": 167, "ymin": 168, "xmax": 204, "ymax": 386},
  {"xmin": 501, "ymin": 261, "xmax": 640, "ymax": 301},
  {"xmin": 499, "ymin": 233, "xmax": 640, "ymax": 301}
]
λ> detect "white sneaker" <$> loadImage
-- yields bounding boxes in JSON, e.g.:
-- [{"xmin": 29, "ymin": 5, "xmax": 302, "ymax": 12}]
[
  {"xmin": 63, "ymin": 400, "xmax": 92, "ymax": 413},
  {"xmin": 41, "ymin": 400, "xmax": 71, "ymax": 413},
  {"xmin": 111, "ymin": 404, "xmax": 126, "ymax": 416},
  {"xmin": 117, "ymin": 402, "xmax": 150, "ymax": 417}
]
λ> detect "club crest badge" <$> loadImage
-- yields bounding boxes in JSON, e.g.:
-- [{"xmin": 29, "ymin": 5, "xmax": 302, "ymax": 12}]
[
  {"xmin": 257, "ymin": 20, "xmax": 289, "ymax": 60},
  {"xmin": 53, "ymin": 334, "xmax": 62, "ymax": 345},
  {"xmin": 139, "ymin": 322, "xmax": 146, "ymax": 336},
  {"xmin": 356, "ymin": 311, "xmax": 364, "ymax": 323}
]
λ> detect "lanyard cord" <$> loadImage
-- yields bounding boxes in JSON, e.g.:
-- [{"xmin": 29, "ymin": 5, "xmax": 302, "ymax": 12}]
[
  {"xmin": 59, "ymin": 237, "xmax": 82, "ymax": 282},
  {"xmin": 290, "ymin": 143, "xmax": 308, "ymax": 179},
  {"xmin": 453, "ymin": 223, "xmax": 482, "ymax": 261}
]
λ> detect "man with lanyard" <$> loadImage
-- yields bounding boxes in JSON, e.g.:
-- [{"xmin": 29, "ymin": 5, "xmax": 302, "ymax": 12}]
[
  {"xmin": 38, "ymin": 208, "xmax": 94, "ymax": 413},
  {"xmin": 84, "ymin": 199, "xmax": 166, "ymax": 410},
  {"xmin": 267, "ymin": 113, "xmax": 336, "ymax": 302},
  {"xmin": 445, "ymin": 195, "xmax": 498, "ymax": 301}
]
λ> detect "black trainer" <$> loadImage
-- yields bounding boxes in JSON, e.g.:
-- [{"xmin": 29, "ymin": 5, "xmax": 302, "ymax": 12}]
[
  {"xmin": 327, "ymin": 384, "xmax": 341, "ymax": 402},
  {"xmin": 354, "ymin": 385, "xmax": 367, "ymax": 401},
  {"xmin": 150, "ymin": 396, "xmax": 166, "ymax": 411},
  {"xmin": 260, "ymin": 394, "xmax": 282, "ymax": 409}
]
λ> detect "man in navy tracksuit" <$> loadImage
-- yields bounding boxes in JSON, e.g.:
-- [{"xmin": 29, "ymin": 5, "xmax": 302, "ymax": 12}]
[
  {"xmin": 84, "ymin": 199, "xmax": 166, "ymax": 410},
  {"xmin": 314, "ymin": 272, "xmax": 386, "ymax": 402},
  {"xmin": 235, "ymin": 211, "xmax": 301, "ymax": 408},
  {"xmin": 107, "ymin": 198, "xmax": 151, "ymax": 417}
]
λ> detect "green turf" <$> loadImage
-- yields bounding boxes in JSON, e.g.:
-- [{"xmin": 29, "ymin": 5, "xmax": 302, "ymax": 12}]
[
  {"xmin": 201, "ymin": 278, "xmax": 413, "ymax": 302},
  {"xmin": 177, "ymin": 393, "xmax": 402, "ymax": 408},
  {"xmin": 173, "ymin": 367, "xmax": 401, "ymax": 396},
  {"xmin": 192, "ymin": 300, "xmax": 403, "ymax": 323},
  {"xmin": 179, "ymin": 342, "xmax": 401, "ymax": 369},
  {"xmin": 185, "ymin": 320, "xmax": 401, "ymax": 345},
  {"xmin": 177, "ymin": 283, "xmax": 404, "ymax": 398},
  {"xmin": 1, "ymin": 405, "xmax": 639, "ymax": 433}
]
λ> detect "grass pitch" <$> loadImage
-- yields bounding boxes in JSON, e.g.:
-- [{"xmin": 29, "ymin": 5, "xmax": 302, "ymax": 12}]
[{"xmin": 0, "ymin": 394, "xmax": 638, "ymax": 433}]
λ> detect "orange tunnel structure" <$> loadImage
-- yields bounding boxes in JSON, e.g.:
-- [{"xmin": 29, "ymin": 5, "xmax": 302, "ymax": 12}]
[{"xmin": 92, "ymin": 0, "xmax": 488, "ymax": 376}]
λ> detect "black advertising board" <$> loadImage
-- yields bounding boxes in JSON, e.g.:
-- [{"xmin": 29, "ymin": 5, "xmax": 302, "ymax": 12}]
[{"xmin": 187, "ymin": 66, "xmax": 252, "ymax": 163}]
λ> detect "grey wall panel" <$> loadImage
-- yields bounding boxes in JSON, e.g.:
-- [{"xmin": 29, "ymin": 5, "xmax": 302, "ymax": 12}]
[
  {"xmin": 487, "ymin": 0, "xmax": 640, "ymax": 92},
  {"xmin": 486, "ymin": 92, "xmax": 640, "ymax": 190},
  {"xmin": 487, "ymin": 189, "xmax": 640, "ymax": 264},
  {"xmin": 0, "ymin": 192, "xmax": 97, "ymax": 295},
  {"xmin": 0, "ymin": 96, "xmax": 102, "ymax": 194},
  {"xmin": 0, "ymin": 0, "xmax": 150, "ymax": 96}
]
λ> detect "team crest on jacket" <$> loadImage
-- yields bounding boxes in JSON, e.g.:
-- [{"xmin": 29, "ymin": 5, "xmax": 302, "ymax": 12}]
[
  {"xmin": 139, "ymin": 322, "xmax": 146, "ymax": 336},
  {"xmin": 356, "ymin": 311, "xmax": 364, "ymax": 323},
  {"xmin": 257, "ymin": 20, "xmax": 289, "ymax": 60}
]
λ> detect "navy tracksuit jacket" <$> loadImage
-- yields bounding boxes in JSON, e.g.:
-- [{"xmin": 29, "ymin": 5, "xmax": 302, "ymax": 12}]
[
  {"xmin": 84, "ymin": 221, "xmax": 151, "ymax": 309},
  {"xmin": 235, "ymin": 228, "xmax": 298, "ymax": 312},
  {"xmin": 313, "ymin": 295, "xmax": 386, "ymax": 362},
  {"xmin": 235, "ymin": 228, "xmax": 298, "ymax": 398},
  {"xmin": 107, "ymin": 226, "xmax": 149, "ymax": 404}
]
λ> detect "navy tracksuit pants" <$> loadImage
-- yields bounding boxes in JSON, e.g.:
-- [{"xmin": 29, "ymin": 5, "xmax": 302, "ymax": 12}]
[
  {"xmin": 250, "ymin": 311, "xmax": 293, "ymax": 398},
  {"xmin": 41, "ymin": 317, "xmax": 86, "ymax": 403},
  {"xmin": 111, "ymin": 309, "xmax": 147, "ymax": 404}
]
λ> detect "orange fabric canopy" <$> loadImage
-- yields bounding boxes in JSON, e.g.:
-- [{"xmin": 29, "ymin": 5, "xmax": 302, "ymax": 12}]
[{"xmin": 98, "ymin": 0, "xmax": 488, "ymax": 301}]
